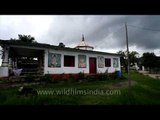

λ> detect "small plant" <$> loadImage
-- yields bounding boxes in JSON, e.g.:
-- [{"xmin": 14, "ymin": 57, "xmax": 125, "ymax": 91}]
[
  {"xmin": 108, "ymin": 72, "xmax": 118, "ymax": 80},
  {"xmin": 118, "ymin": 74, "xmax": 127, "ymax": 80},
  {"xmin": 78, "ymin": 72, "xmax": 85, "ymax": 80},
  {"xmin": 68, "ymin": 74, "xmax": 75, "ymax": 83},
  {"xmin": 96, "ymin": 73, "xmax": 108, "ymax": 81},
  {"xmin": 86, "ymin": 75, "xmax": 97, "ymax": 82},
  {"xmin": 18, "ymin": 86, "xmax": 37, "ymax": 96},
  {"xmin": 40, "ymin": 74, "xmax": 53, "ymax": 83}
]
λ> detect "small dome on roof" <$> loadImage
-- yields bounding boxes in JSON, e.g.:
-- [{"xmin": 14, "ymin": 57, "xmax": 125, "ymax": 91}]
[{"xmin": 75, "ymin": 35, "xmax": 94, "ymax": 50}]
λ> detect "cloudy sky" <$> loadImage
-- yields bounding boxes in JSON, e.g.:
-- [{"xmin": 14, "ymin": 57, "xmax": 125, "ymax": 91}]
[{"xmin": 0, "ymin": 15, "xmax": 160, "ymax": 57}]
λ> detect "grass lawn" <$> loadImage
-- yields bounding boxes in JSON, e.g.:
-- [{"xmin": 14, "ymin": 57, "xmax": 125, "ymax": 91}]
[{"xmin": 0, "ymin": 70, "xmax": 160, "ymax": 105}]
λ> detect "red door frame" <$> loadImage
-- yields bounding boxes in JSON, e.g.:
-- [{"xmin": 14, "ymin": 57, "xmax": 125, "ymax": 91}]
[{"xmin": 89, "ymin": 57, "xmax": 97, "ymax": 74}]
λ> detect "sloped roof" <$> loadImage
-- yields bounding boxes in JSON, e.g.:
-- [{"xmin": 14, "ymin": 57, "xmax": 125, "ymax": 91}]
[{"xmin": 0, "ymin": 39, "xmax": 120, "ymax": 56}]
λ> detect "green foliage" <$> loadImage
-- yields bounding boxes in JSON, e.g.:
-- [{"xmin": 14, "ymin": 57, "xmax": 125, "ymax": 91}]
[
  {"xmin": 108, "ymin": 72, "xmax": 117, "ymax": 80},
  {"xmin": 117, "ymin": 50, "xmax": 139, "ymax": 72},
  {"xmin": 68, "ymin": 74, "xmax": 75, "ymax": 83},
  {"xmin": 40, "ymin": 74, "xmax": 53, "ymax": 83},
  {"xmin": 0, "ymin": 92, "xmax": 7, "ymax": 103},
  {"xmin": 10, "ymin": 34, "xmax": 37, "ymax": 43},
  {"xmin": 96, "ymin": 73, "xmax": 108, "ymax": 81},
  {"xmin": 129, "ymin": 51, "xmax": 139, "ymax": 66},
  {"xmin": 141, "ymin": 52, "xmax": 159, "ymax": 70},
  {"xmin": 18, "ymin": 34, "xmax": 36, "ymax": 43},
  {"xmin": 86, "ymin": 75, "xmax": 97, "ymax": 82},
  {"xmin": 1, "ymin": 71, "xmax": 160, "ymax": 105},
  {"xmin": 78, "ymin": 72, "xmax": 85, "ymax": 80}
]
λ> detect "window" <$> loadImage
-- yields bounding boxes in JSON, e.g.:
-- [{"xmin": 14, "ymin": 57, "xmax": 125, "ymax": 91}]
[
  {"xmin": 98, "ymin": 56, "xmax": 105, "ymax": 68},
  {"xmin": 64, "ymin": 55, "xmax": 75, "ymax": 67},
  {"xmin": 48, "ymin": 53, "xmax": 61, "ymax": 67},
  {"xmin": 78, "ymin": 55, "xmax": 87, "ymax": 68},
  {"xmin": 105, "ymin": 58, "xmax": 111, "ymax": 67},
  {"xmin": 113, "ymin": 58, "xmax": 119, "ymax": 68}
]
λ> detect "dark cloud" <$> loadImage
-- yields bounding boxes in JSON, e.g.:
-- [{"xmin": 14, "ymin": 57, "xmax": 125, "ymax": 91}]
[
  {"xmin": 45, "ymin": 15, "xmax": 160, "ymax": 52},
  {"xmin": 0, "ymin": 15, "xmax": 160, "ymax": 55}
]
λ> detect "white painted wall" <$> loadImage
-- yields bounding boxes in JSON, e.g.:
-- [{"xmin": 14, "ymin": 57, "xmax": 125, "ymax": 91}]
[
  {"xmin": 0, "ymin": 46, "xmax": 2, "ymax": 66},
  {"xmin": 1, "ymin": 46, "xmax": 9, "ymax": 67},
  {"xmin": 0, "ymin": 67, "xmax": 8, "ymax": 77},
  {"xmin": 44, "ymin": 49, "xmax": 121, "ymax": 74}
]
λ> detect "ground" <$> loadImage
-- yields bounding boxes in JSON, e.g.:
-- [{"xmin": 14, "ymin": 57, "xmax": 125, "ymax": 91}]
[
  {"xmin": 138, "ymin": 70, "xmax": 160, "ymax": 79},
  {"xmin": 0, "ymin": 70, "xmax": 160, "ymax": 105}
]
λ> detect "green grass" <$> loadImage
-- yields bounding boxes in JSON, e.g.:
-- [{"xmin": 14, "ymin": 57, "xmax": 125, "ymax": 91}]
[{"xmin": 0, "ymin": 70, "xmax": 160, "ymax": 105}]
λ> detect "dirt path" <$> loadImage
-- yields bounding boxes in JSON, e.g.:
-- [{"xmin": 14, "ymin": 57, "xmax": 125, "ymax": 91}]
[{"xmin": 138, "ymin": 71, "xmax": 160, "ymax": 79}]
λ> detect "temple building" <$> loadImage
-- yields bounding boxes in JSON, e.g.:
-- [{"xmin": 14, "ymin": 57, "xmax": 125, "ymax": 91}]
[{"xmin": 0, "ymin": 36, "xmax": 121, "ymax": 78}]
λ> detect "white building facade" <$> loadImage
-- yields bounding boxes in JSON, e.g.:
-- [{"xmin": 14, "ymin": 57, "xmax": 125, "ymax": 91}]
[
  {"xmin": 0, "ymin": 39, "xmax": 121, "ymax": 77},
  {"xmin": 44, "ymin": 48, "xmax": 121, "ymax": 74}
]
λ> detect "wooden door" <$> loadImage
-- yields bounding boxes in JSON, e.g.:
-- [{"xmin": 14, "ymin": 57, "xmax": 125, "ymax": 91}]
[{"xmin": 89, "ymin": 57, "xmax": 97, "ymax": 74}]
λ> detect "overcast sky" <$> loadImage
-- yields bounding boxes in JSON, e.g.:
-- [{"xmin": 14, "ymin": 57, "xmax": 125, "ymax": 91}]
[{"xmin": 0, "ymin": 15, "xmax": 160, "ymax": 56}]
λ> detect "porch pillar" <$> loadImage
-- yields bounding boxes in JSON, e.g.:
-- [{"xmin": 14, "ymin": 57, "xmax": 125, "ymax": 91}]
[{"xmin": 2, "ymin": 46, "xmax": 9, "ymax": 67}]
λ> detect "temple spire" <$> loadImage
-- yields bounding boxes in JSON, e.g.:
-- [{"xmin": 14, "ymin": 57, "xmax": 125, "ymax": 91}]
[
  {"xmin": 75, "ymin": 34, "xmax": 94, "ymax": 50},
  {"xmin": 82, "ymin": 34, "xmax": 84, "ymax": 41}
]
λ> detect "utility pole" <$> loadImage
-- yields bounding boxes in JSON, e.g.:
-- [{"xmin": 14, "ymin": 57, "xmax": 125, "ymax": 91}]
[{"xmin": 125, "ymin": 23, "xmax": 131, "ymax": 88}]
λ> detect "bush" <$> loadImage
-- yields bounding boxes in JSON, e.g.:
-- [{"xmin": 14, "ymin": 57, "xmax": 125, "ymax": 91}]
[
  {"xmin": 107, "ymin": 72, "xmax": 126, "ymax": 80},
  {"xmin": 96, "ymin": 73, "xmax": 108, "ymax": 81},
  {"xmin": 118, "ymin": 74, "xmax": 127, "ymax": 80},
  {"xmin": 78, "ymin": 72, "xmax": 85, "ymax": 79},
  {"xmin": 108, "ymin": 72, "xmax": 117, "ymax": 80},
  {"xmin": 0, "ymin": 92, "xmax": 7, "ymax": 103},
  {"xmin": 78, "ymin": 72, "xmax": 85, "ymax": 82},
  {"xmin": 86, "ymin": 75, "xmax": 97, "ymax": 82},
  {"xmin": 40, "ymin": 74, "xmax": 53, "ymax": 83},
  {"xmin": 68, "ymin": 74, "xmax": 75, "ymax": 83}
]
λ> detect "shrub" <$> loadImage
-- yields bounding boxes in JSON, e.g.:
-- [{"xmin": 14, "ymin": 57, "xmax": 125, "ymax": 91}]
[
  {"xmin": 68, "ymin": 74, "xmax": 75, "ymax": 83},
  {"xmin": 118, "ymin": 74, "xmax": 127, "ymax": 80},
  {"xmin": 0, "ymin": 92, "xmax": 7, "ymax": 103},
  {"xmin": 40, "ymin": 74, "xmax": 53, "ymax": 83},
  {"xmin": 18, "ymin": 86, "xmax": 37, "ymax": 96},
  {"xmin": 96, "ymin": 73, "xmax": 108, "ymax": 81},
  {"xmin": 108, "ymin": 72, "xmax": 124, "ymax": 80},
  {"xmin": 107, "ymin": 72, "xmax": 116, "ymax": 80},
  {"xmin": 77, "ymin": 72, "xmax": 85, "ymax": 83},
  {"xmin": 86, "ymin": 75, "xmax": 97, "ymax": 82},
  {"xmin": 78, "ymin": 72, "xmax": 85, "ymax": 80}
]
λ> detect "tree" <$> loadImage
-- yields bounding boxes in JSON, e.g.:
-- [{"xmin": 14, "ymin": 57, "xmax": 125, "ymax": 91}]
[
  {"xmin": 117, "ymin": 50, "xmax": 128, "ymax": 72},
  {"xmin": 117, "ymin": 50, "xmax": 139, "ymax": 73},
  {"xmin": 18, "ymin": 34, "xmax": 36, "ymax": 43},
  {"xmin": 10, "ymin": 34, "xmax": 37, "ymax": 43},
  {"xmin": 129, "ymin": 51, "xmax": 139, "ymax": 66},
  {"xmin": 141, "ymin": 52, "xmax": 157, "ymax": 70}
]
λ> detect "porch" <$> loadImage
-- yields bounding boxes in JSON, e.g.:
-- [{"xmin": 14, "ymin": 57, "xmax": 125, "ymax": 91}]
[{"xmin": 1, "ymin": 45, "xmax": 45, "ymax": 77}]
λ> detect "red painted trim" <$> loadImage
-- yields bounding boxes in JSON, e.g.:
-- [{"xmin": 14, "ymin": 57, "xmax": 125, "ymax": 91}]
[{"xmin": 49, "ymin": 73, "xmax": 80, "ymax": 80}]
